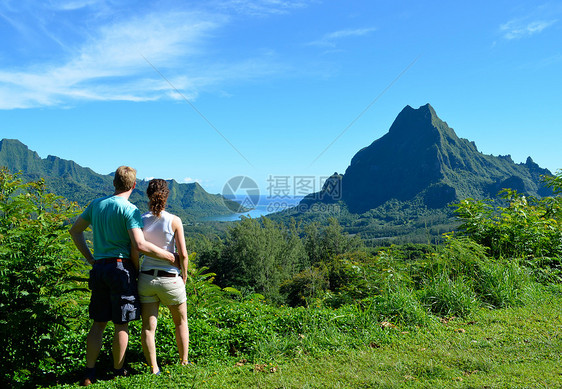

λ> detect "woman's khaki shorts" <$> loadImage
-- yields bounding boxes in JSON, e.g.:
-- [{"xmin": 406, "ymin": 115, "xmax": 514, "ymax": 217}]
[{"xmin": 138, "ymin": 272, "xmax": 187, "ymax": 306}]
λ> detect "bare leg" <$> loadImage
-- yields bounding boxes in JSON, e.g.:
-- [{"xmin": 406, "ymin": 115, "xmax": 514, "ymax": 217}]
[
  {"xmin": 169, "ymin": 302, "xmax": 189, "ymax": 364},
  {"xmin": 141, "ymin": 302, "xmax": 160, "ymax": 373},
  {"xmin": 86, "ymin": 321, "xmax": 107, "ymax": 368},
  {"xmin": 112, "ymin": 323, "xmax": 129, "ymax": 370}
]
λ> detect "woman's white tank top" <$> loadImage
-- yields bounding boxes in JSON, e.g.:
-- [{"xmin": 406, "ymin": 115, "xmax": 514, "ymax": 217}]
[{"xmin": 140, "ymin": 210, "xmax": 179, "ymax": 273}]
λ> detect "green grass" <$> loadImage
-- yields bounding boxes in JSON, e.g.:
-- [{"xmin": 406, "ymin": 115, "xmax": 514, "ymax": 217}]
[{"xmin": 53, "ymin": 286, "xmax": 562, "ymax": 388}]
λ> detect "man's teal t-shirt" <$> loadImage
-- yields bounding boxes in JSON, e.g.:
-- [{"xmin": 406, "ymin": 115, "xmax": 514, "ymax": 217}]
[{"xmin": 80, "ymin": 195, "xmax": 143, "ymax": 260}]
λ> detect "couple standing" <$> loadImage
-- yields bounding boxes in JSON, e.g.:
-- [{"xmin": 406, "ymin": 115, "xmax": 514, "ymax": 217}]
[{"xmin": 69, "ymin": 166, "xmax": 189, "ymax": 386}]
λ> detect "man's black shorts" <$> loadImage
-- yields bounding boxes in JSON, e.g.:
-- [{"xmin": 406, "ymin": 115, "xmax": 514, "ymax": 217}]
[{"xmin": 88, "ymin": 258, "xmax": 140, "ymax": 324}]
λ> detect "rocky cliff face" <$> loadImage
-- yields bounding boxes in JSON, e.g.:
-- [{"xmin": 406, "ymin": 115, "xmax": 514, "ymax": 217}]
[{"xmin": 312, "ymin": 104, "xmax": 551, "ymax": 213}]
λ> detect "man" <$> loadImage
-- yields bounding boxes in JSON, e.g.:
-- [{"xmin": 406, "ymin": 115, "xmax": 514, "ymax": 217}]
[{"xmin": 70, "ymin": 166, "xmax": 177, "ymax": 386}]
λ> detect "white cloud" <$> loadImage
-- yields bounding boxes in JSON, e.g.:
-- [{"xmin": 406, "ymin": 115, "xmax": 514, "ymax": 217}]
[
  {"xmin": 183, "ymin": 177, "xmax": 202, "ymax": 184},
  {"xmin": 308, "ymin": 27, "xmax": 376, "ymax": 48},
  {"xmin": 500, "ymin": 19, "xmax": 557, "ymax": 40}
]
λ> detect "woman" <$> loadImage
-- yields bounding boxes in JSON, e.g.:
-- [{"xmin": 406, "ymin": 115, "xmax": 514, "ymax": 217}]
[{"xmin": 136, "ymin": 179, "xmax": 189, "ymax": 374}]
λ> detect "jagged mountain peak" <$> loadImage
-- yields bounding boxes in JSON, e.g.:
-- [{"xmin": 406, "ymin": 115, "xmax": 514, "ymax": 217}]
[
  {"xmin": 387, "ymin": 103, "xmax": 457, "ymax": 143},
  {"xmin": 393, "ymin": 103, "xmax": 436, "ymax": 122},
  {"xmin": 0, "ymin": 138, "xmax": 38, "ymax": 155},
  {"xmin": 333, "ymin": 105, "xmax": 552, "ymax": 213},
  {"xmin": 0, "ymin": 138, "xmax": 27, "ymax": 147}
]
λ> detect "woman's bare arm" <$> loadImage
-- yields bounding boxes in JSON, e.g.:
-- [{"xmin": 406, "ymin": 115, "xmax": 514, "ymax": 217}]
[{"xmin": 172, "ymin": 216, "xmax": 189, "ymax": 282}]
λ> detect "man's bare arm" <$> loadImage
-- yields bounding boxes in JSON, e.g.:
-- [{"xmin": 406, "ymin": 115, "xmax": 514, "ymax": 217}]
[
  {"xmin": 130, "ymin": 244, "xmax": 140, "ymax": 271},
  {"xmin": 128, "ymin": 228, "xmax": 175, "ymax": 263},
  {"xmin": 69, "ymin": 217, "xmax": 95, "ymax": 265}
]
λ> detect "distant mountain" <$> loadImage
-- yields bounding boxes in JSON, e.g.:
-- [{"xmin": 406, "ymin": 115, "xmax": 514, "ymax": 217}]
[
  {"xmin": 302, "ymin": 104, "xmax": 552, "ymax": 213},
  {"xmin": 0, "ymin": 138, "xmax": 241, "ymax": 221}
]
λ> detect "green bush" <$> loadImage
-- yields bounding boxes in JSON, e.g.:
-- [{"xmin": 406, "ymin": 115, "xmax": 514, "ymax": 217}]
[
  {"xmin": 280, "ymin": 266, "xmax": 329, "ymax": 307},
  {"xmin": 420, "ymin": 272, "xmax": 480, "ymax": 317},
  {"xmin": 124, "ymin": 298, "xmax": 404, "ymax": 369},
  {"xmin": 476, "ymin": 260, "xmax": 533, "ymax": 308},
  {"xmin": 0, "ymin": 168, "xmax": 89, "ymax": 386},
  {"xmin": 373, "ymin": 287, "xmax": 430, "ymax": 326},
  {"xmin": 454, "ymin": 186, "xmax": 562, "ymax": 260},
  {"xmin": 526, "ymin": 256, "xmax": 562, "ymax": 284},
  {"xmin": 414, "ymin": 237, "xmax": 532, "ymax": 316}
]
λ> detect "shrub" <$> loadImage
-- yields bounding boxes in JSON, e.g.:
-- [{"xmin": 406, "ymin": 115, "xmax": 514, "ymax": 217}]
[
  {"xmin": 280, "ymin": 266, "xmax": 329, "ymax": 307},
  {"xmin": 416, "ymin": 237, "xmax": 530, "ymax": 315},
  {"xmin": 476, "ymin": 260, "xmax": 533, "ymax": 308},
  {"xmin": 0, "ymin": 168, "xmax": 89, "ymax": 386},
  {"xmin": 420, "ymin": 272, "xmax": 480, "ymax": 317},
  {"xmin": 373, "ymin": 287, "xmax": 430, "ymax": 326},
  {"xmin": 454, "ymin": 187, "xmax": 562, "ymax": 260},
  {"xmin": 183, "ymin": 260, "xmax": 240, "ymax": 317}
]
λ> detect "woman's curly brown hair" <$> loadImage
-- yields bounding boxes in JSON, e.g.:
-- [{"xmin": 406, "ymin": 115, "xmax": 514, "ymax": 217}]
[{"xmin": 147, "ymin": 179, "xmax": 170, "ymax": 217}]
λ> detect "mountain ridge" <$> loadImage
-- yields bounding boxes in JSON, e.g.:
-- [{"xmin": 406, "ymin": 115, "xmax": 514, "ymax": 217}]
[
  {"xmin": 0, "ymin": 138, "xmax": 240, "ymax": 221},
  {"xmin": 1, "ymin": 103, "xmax": 554, "ymax": 237}
]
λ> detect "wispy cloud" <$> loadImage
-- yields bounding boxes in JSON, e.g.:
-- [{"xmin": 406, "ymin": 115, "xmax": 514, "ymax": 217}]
[
  {"xmin": 308, "ymin": 27, "xmax": 376, "ymax": 48},
  {"xmin": 0, "ymin": 7, "xmax": 292, "ymax": 109},
  {"xmin": 48, "ymin": 0, "xmax": 105, "ymax": 11},
  {"xmin": 0, "ymin": 1, "xmax": 310, "ymax": 110},
  {"xmin": 213, "ymin": 0, "xmax": 313, "ymax": 16},
  {"xmin": 145, "ymin": 176, "xmax": 204, "ymax": 185},
  {"xmin": 0, "ymin": 9, "xmax": 33, "ymax": 38},
  {"xmin": 0, "ymin": 11, "xmax": 219, "ymax": 108},
  {"xmin": 500, "ymin": 18, "xmax": 557, "ymax": 40}
]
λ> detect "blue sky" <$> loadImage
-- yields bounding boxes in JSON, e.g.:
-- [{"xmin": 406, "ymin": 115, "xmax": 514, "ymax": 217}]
[{"xmin": 1, "ymin": 0, "xmax": 561, "ymax": 196}]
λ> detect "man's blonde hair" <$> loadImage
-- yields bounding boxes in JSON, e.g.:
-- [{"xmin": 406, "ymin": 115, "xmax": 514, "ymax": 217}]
[{"xmin": 113, "ymin": 166, "xmax": 137, "ymax": 192}]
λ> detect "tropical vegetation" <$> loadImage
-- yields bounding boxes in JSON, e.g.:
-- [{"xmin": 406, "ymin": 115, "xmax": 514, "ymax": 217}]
[{"xmin": 1, "ymin": 168, "xmax": 562, "ymax": 388}]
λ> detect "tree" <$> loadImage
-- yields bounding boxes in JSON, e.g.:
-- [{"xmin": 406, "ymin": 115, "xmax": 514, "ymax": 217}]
[
  {"xmin": 205, "ymin": 217, "xmax": 307, "ymax": 302},
  {"xmin": 304, "ymin": 217, "xmax": 364, "ymax": 264}
]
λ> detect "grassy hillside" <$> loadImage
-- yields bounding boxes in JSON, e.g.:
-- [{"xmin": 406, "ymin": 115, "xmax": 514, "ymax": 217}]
[{"xmin": 52, "ymin": 286, "xmax": 562, "ymax": 388}]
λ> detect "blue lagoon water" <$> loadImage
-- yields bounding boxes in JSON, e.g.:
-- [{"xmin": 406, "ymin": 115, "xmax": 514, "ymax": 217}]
[{"xmin": 202, "ymin": 195, "xmax": 303, "ymax": 222}]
